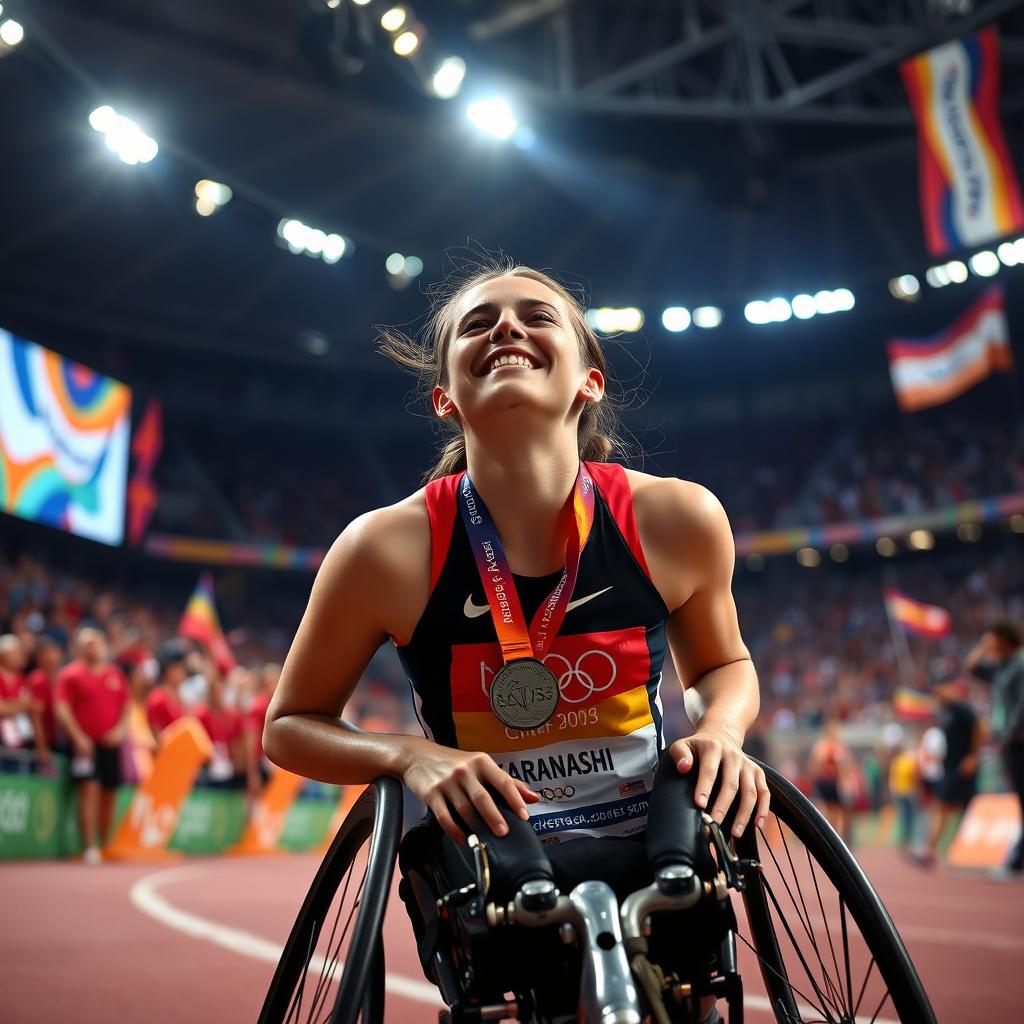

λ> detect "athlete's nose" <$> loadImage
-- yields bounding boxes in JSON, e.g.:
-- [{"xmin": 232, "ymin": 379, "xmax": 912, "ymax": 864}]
[{"xmin": 489, "ymin": 308, "xmax": 528, "ymax": 344}]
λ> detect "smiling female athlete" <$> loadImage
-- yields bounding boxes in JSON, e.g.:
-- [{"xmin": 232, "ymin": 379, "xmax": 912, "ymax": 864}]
[{"xmin": 263, "ymin": 258, "xmax": 770, "ymax": 1022}]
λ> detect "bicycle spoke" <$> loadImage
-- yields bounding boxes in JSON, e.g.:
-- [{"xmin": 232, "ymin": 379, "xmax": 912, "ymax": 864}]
[
  {"xmin": 285, "ymin": 921, "xmax": 319, "ymax": 1024},
  {"xmin": 839, "ymin": 897, "xmax": 854, "ymax": 1016},
  {"xmin": 310, "ymin": 871, "xmax": 367, "ymax": 1024},
  {"xmin": 806, "ymin": 844, "xmax": 848, "ymax": 1016},
  {"xmin": 307, "ymin": 858, "xmax": 360, "ymax": 1019},
  {"xmin": 760, "ymin": 874, "xmax": 846, "ymax": 1020},
  {"xmin": 852, "ymin": 956, "xmax": 876, "ymax": 1019},
  {"xmin": 736, "ymin": 929, "xmax": 836, "ymax": 1021},
  {"xmin": 777, "ymin": 819, "xmax": 847, "ymax": 1013},
  {"xmin": 867, "ymin": 985, "xmax": 892, "ymax": 1024}
]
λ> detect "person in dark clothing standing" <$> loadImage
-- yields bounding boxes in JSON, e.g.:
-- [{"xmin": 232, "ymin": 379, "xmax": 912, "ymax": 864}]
[
  {"xmin": 966, "ymin": 621, "xmax": 1024, "ymax": 882},
  {"xmin": 912, "ymin": 678, "xmax": 981, "ymax": 867}
]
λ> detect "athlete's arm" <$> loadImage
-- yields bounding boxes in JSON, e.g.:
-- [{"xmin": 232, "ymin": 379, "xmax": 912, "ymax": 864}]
[
  {"xmin": 633, "ymin": 475, "xmax": 770, "ymax": 837},
  {"xmin": 264, "ymin": 497, "xmax": 539, "ymax": 843}
]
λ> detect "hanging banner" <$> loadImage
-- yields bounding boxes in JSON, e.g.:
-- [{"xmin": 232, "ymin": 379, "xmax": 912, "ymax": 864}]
[
  {"xmin": 886, "ymin": 286, "xmax": 1013, "ymax": 412},
  {"xmin": 901, "ymin": 27, "xmax": 1024, "ymax": 256},
  {"xmin": 104, "ymin": 717, "xmax": 212, "ymax": 860}
]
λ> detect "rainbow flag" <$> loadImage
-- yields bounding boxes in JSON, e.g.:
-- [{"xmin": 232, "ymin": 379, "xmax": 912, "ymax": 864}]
[
  {"xmin": 886, "ymin": 286, "xmax": 1013, "ymax": 412},
  {"xmin": 893, "ymin": 687, "xmax": 937, "ymax": 722},
  {"xmin": 900, "ymin": 27, "xmax": 1024, "ymax": 256},
  {"xmin": 884, "ymin": 587, "xmax": 952, "ymax": 638},
  {"xmin": 179, "ymin": 572, "xmax": 236, "ymax": 675}
]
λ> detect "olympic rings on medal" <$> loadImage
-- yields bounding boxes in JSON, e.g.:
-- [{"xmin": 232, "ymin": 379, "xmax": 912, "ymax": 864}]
[{"xmin": 538, "ymin": 785, "xmax": 576, "ymax": 801}]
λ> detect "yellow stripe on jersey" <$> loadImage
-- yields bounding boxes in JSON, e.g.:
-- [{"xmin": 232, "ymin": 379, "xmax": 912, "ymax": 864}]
[{"xmin": 453, "ymin": 683, "xmax": 655, "ymax": 753}]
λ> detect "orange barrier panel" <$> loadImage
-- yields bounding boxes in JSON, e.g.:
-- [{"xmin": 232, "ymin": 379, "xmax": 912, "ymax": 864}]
[
  {"xmin": 946, "ymin": 793, "xmax": 1022, "ymax": 868},
  {"xmin": 104, "ymin": 717, "xmax": 212, "ymax": 861},
  {"xmin": 228, "ymin": 769, "xmax": 306, "ymax": 855},
  {"xmin": 318, "ymin": 784, "xmax": 366, "ymax": 852}
]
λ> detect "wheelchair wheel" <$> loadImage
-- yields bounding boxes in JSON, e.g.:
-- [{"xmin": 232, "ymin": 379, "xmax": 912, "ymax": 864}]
[
  {"xmin": 734, "ymin": 759, "xmax": 935, "ymax": 1023},
  {"xmin": 258, "ymin": 777, "xmax": 403, "ymax": 1024}
]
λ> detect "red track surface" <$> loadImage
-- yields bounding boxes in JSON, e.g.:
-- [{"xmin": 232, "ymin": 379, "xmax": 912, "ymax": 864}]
[{"xmin": 4, "ymin": 848, "xmax": 1021, "ymax": 1023}]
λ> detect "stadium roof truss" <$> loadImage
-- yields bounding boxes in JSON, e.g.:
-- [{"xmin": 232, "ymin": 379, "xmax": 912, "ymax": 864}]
[{"xmin": 469, "ymin": 0, "xmax": 1024, "ymax": 128}]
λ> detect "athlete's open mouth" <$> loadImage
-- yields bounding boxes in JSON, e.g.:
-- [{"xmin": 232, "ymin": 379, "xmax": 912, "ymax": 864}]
[{"xmin": 476, "ymin": 347, "xmax": 544, "ymax": 376}]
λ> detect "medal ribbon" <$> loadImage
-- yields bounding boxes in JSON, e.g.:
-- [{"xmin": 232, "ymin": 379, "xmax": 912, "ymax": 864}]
[{"xmin": 459, "ymin": 463, "xmax": 596, "ymax": 666}]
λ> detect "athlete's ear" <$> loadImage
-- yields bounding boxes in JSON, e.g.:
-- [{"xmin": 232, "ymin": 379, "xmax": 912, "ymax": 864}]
[
  {"xmin": 578, "ymin": 367, "xmax": 605, "ymax": 404},
  {"xmin": 433, "ymin": 385, "xmax": 459, "ymax": 420}
]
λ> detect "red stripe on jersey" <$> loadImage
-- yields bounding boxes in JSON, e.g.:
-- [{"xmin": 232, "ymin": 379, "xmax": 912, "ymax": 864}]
[
  {"xmin": 586, "ymin": 462, "xmax": 654, "ymax": 583},
  {"xmin": 424, "ymin": 474, "xmax": 460, "ymax": 594},
  {"xmin": 450, "ymin": 626, "xmax": 651, "ymax": 713}
]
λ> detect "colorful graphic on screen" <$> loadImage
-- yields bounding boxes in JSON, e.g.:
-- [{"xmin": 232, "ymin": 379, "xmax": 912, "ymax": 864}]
[{"xmin": 0, "ymin": 329, "xmax": 132, "ymax": 545}]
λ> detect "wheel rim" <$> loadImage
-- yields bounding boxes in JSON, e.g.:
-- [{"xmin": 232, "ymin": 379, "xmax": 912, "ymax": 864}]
[{"xmin": 283, "ymin": 826, "xmax": 373, "ymax": 1023}]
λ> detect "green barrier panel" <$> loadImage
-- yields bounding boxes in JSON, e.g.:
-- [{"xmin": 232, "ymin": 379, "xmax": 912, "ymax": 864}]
[
  {"xmin": 279, "ymin": 798, "xmax": 335, "ymax": 851},
  {"xmin": 59, "ymin": 785, "xmax": 133, "ymax": 858},
  {"xmin": 0, "ymin": 771, "xmax": 64, "ymax": 858},
  {"xmin": 168, "ymin": 789, "xmax": 247, "ymax": 854}
]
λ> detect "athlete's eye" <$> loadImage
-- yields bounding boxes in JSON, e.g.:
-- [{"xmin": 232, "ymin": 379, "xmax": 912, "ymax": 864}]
[
  {"xmin": 463, "ymin": 319, "xmax": 489, "ymax": 332},
  {"xmin": 531, "ymin": 312, "xmax": 556, "ymax": 324}
]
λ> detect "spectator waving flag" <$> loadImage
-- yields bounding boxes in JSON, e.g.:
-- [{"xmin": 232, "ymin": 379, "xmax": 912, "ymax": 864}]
[
  {"xmin": 179, "ymin": 572, "xmax": 237, "ymax": 675},
  {"xmin": 900, "ymin": 27, "xmax": 1024, "ymax": 256},
  {"xmin": 884, "ymin": 587, "xmax": 952, "ymax": 638},
  {"xmin": 893, "ymin": 687, "xmax": 937, "ymax": 722},
  {"xmin": 886, "ymin": 286, "xmax": 1013, "ymax": 412}
]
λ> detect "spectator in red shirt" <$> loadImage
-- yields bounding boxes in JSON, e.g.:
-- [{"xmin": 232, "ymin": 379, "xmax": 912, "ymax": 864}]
[
  {"xmin": 197, "ymin": 672, "xmax": 244, "ymax": 787},
  {"xmin": 0, "ymin": 633, "xmax": 51, "ymax": 770},
  {"xmin": 24, "ymin": 635, "xmax": 64, "ymax": 754},
  {"xmin": 146, "ymin": 641, "xmax": 188, "ymax": 740},
  {"xmin": 245, "ymin": 662, "xmax": 280, "ymax": 798},
  {"xmin": 54, "ymin": 627, "xmax": 131, "ymax": 864}
]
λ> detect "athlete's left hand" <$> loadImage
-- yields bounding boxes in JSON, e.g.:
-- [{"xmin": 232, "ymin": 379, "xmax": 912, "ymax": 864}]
[{"xmin": 669, "ymin": 725, "xmax": 770, "ymax": 838}]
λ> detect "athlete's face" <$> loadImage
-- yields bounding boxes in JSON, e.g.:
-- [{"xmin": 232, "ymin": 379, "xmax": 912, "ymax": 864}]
[{"xmin": 434, "ymin": 275, "xmax": 604, "ymax": 428}]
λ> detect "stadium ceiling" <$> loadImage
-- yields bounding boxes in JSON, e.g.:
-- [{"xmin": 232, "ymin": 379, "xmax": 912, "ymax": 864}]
[{"xmin": 3, "ymin": 0, "xmax": 1024, "ymax": 375}]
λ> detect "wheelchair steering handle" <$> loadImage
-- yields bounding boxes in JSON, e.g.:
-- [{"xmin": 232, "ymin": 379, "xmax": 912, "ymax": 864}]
[{"xmin": 645, "ymin": 749, "xmax": 717, "ymax": 880}]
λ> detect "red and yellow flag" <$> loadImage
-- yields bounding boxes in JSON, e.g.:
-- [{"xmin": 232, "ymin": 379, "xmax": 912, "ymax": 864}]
[
  {"xmin": 179, "ymin": 572, "xmax": 236, "ymax": 675},
  {"xmin": 884, "ymin": 587, "xmax": 952, "ymax": 638}
]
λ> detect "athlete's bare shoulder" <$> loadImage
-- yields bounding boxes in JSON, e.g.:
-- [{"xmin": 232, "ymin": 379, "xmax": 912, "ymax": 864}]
[
  {"xmin": 621, "ymin": 468, "xmax": 734, "ymax": 610},
  {"xmin": 322, "ymin": 488, "xmax": 433, "ymax": 645}
]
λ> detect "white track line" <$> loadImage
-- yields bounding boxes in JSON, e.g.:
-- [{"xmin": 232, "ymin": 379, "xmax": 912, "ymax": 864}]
[{"xmin": 130, "ymin": 864, "xmax": 899, "ymax": 1022}]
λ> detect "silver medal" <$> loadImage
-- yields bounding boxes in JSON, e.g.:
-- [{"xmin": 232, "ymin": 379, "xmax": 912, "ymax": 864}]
[{"xmin": 489, "ymin": 659, "xmax": 559, "ymax": 729}]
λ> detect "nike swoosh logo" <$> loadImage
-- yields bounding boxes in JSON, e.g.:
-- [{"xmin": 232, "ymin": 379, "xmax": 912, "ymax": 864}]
[{"xmin": 463, "ymin": 586, "xmax": 613, "ymax": 619}]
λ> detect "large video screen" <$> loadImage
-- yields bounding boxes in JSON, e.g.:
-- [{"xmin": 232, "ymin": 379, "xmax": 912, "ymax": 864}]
[{"xmin": 0, "ymin": 329, "xmax": 132, "ymax": 546}]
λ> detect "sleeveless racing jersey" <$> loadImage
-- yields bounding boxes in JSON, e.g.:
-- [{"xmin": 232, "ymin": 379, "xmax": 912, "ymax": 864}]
[{"xmin": 395, "ymin": 461, "xmax": 671, "ymax": 844}]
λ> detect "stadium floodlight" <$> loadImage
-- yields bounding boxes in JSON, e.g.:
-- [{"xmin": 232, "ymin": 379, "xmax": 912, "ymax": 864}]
[
  {"xmin": 404, "ymin": 255, "xmax": 423, "ymax": 277},
  {"xmin": 1015, "ymin": 238, "xmax": 1024, "ymax": 263},
  {"xmin": 889, "ymin": 274, "xmax": 920, "ymax": 300},
  {"xmin": 277, "ymin": 218, "xmax": 348, "ymax": 263},
  {"xmin": 832, "ymin": 288, "xmax": 855, "ymax": 311},
  {"xmin": 791, "ymin": 293, "xmax": 816, "ymax": 319},
  {"xmin": 661, "ymin": 307, "xmax": 691, "ymax": 332},
  {"xmin": 876, "ymin": 537, "xmax": 897, "ymax": 557},
  {"xmin": 1008, "ymin": 513, "xmax": 1024, "ymax": 533},
  {"xmin": 908, "ymin": 529, "xmax": 935, "ymax": 550},
  {"xmin": 766, "ymin": 297, "xmax": 791, "ymax": 322},
  {"xmin": 830, "ymin": 544, "xmax": 849, "ymax": 563},
  {"xmin": 352, "ymin": 0, "xmax": 373, "ymax": 5},
  {"xmin": 0, "ymin": 18, "xmax": 23, "ymax": 47},
  {"xmin": 969, "ymin": 250, "xmax": 1000, "ymax": 277},
  {"xmin": 796, "ymin": 547, "xmax": 821, "ymax": 567},
  {"xmin": 744, "ymin": 300, "xmax": 770, "ymax": 325},
  {"xmin": 813, "ymin": 290, "xmax": 838, "ymax": 314},
  {"xmin": 90, "ymin": 107, "xmax": 158, "ymax": 165},
  {"xmin": 956, "ymin": 522, "xmax": 982, "ymax": 542},
  {"xmin": 925, "ymin": 264, "xmax": 951, "ymax": 287},
  {"xmin": 386, "ymin": 253, "xmax": 406, "ymax": 275},
  {"xmin": 692, "ymin": 306, "xmax": 722, "ymax": 328},
  {"xmin": 946, "ymin": 260, "xmax": 968, "ymax": 283},
  {"xmin": 432, "ymin": 56, "xmax": 466, "ymax": 99},
  {"xmin": 467, "ymin": 97, "xmax": 518, "ymax": 140},
  {"xmin": 380, "ymin": 6, "xmax": 407, "ymax": 31},
  {"xmin": 393, "ymin": 30, "xmax": 419, "ymax": 56},
  {"xmin": 194, "ymin": 180, "xmax": 232, "ymax": 217},
  {"xmin": 586, "ymin": 307, "xmax": 644, "ymax": 334},
  {"xmin": 997, "ymin": 242, "xmax": 1019, "ymax": 266}
]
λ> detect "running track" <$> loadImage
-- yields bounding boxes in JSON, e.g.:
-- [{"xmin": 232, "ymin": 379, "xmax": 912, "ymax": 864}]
[{"xmin": 4, "ymin": 849, "xmax": 1021, "ymax": 1022}]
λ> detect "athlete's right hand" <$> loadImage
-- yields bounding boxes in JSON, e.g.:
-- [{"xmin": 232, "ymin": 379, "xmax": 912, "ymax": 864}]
[{"xmin": 400, "ymin": 740, "xmax": 541, "ymax": 845}]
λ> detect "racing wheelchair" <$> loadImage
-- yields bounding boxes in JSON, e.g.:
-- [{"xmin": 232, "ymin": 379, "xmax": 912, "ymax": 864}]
[{"xmin": 258, "ymin": 751, "xmax": 936, "ymax": 1024}]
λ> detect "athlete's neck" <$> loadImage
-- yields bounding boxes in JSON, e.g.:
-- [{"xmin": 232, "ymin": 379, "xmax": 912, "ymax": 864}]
[{"xmin": 464, "ymin": 429, "xmax": 581, "ymax": 577}]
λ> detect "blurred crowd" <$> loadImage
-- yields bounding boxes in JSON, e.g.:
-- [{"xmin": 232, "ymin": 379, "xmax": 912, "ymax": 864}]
[{"xmin": 149, "ymin": 393, "xmax": 1023, "ymax": 547}]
